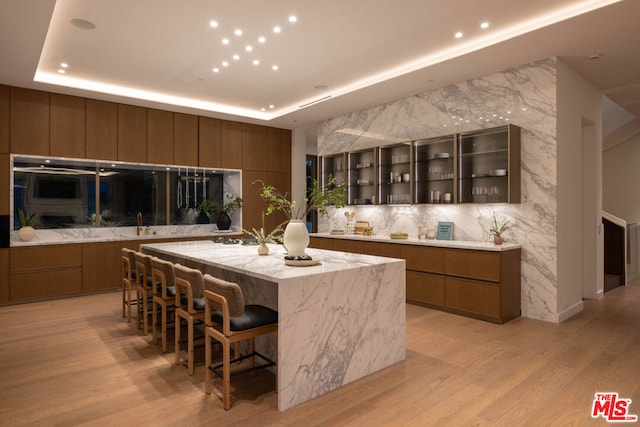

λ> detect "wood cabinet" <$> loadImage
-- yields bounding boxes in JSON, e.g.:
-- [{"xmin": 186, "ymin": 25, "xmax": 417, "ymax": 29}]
[
  {"xmin": 9, "ymin": 245, "xmax": 82, "ymax": 301},
  {"xmin": 0, "ymin": 154, "xmax": 8, "ymax": 214},
  {"xmin": 267, "ymin": 127, "xmax": 291, "ymax": 173},
  {"xmin": 82, "ymin": 241, "xmax": 133, "ymax": 292},
  {"xmin": 147, "ymin": 109, "xmax": 174, "ymax": 164},
  {"xmin": 10, "ymin": 87, "xmax": 50, "ymax": 155},
  {"xmin": 0, "ymin": 85, "xmax": 9, "ymax": 154},
  {"xmin": 309, "ymin": 236, "xmax": 521, "ymax": 323},
  {"xmin": 198, "ymin": 116, "xmax": 221, "ymax": 168},
  {"xmin": 242, "ymin": 170, "xmax": 289, "ymax": 232},
  {"xmin": 173, "ymin": 113, "xmax": 198, "ymax": 166},
  {"xmin": 242, "ymin": 123, "xmax": 268, "ymax": 171},
  {"xmin": 117, "ymin": 104, "xmax": 147, "ymax": 162},
  {"xmin": 0, "ymin": 249, "xmax": 8, "ymax": 303},
  {"xmin": 220, "ymin": 119, "xmax": 242, "ymax": 169},
  {"xmin": 86, "ymin": 99, "xmax": 118, "ymax": 161},
  {"xmin": 50, "ymin": 94, "xmax": 86, "ymax": 158}
]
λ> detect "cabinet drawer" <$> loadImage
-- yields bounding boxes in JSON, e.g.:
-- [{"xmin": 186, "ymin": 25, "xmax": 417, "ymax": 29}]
[
  {"xmin": 401, "ymin": 245, "xmax": 444, "ymax": 274},
  {"xmin": 82, "ymin": 242, "xmax": 125, "ymax": 291},
  {"xmin": 445, "ymin": 277, "xmax": 500, "ymax": 318},
  {"xmin": 10, "ymin": 245, "xmax": 82, "ymax": 272},
  {"xmin": 406, "ymin": 270, "xmax": 444, "ymax": 307},
  {"xmin": 10, "ymin": 268, "xmax": 82, "ymax": 301},
  {"xmin": 445, "ymin": 249, "xmax": 500, "ymax": 282},
  {"xmin": 365, "ymin": 241, "xmax": 400, "ymax": 258},
  {"xmin": 309, "ymin": 237, "xmax": 335, "ymax": 251},
  {"xmin": 333, "ymin": 239, "xmax": 365, "ymax": 254}
]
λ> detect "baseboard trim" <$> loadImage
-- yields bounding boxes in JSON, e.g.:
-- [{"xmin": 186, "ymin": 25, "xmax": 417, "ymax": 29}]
[{"xmin": 558, "ymin": 300, "xmax": 585, "ymax": 322}]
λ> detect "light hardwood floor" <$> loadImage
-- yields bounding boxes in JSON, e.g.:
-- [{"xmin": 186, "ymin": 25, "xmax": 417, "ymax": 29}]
[{"xmin": 1, "ymin": 279, "xmax": 639, "ymax": 426}]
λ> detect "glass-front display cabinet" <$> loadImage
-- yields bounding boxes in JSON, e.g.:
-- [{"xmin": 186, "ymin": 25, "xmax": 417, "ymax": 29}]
[
  {"xmin": 320, "ymin": 153, "xmax": 347, "ymax": 189},
  {"xmin": 378, "ymin": 142, "xmax": 412, "ymax": 205},
  {"xmin": 12, "ymin": 155, "xmax": 240, "ymax": 229},
  {"xmin": 413, "ymin": 135, "xmax": 455, "ymax": 204},
  {"xmin": 347, "ymin": 148, "xmax": 376, "ymax": 205},
  {"xmin": 457, "ymin": 124, "xmax": 521, "ymax": 203}
]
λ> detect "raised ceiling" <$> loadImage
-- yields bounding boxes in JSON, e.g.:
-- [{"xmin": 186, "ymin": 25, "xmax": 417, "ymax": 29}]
[{"xmin": 1, "ymin": 0, "xmax": 639, "ymax": 129}]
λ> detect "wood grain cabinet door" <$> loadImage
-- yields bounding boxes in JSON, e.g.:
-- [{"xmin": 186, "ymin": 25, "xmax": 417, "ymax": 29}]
[
  {"xmin": 406, "ymin": 270, "xmax": 445, "ymax": 307},
  {"xmin": 198, "ymin": 116, "xmax": 221, "ymax": 168},
  {"xmin": 117, "ymin": 104, "xmax": 147, "ymax": 162},
  {"xmin": 10, "ymin": 87, "xmax": 50, "ymax": 155},
  {"xmin": 86, "ymin": 99, "xmax": 117, "ymax": 161},
  {"xmin": 173, "ymin": 113, "xmax": 198, "ymax": 166},
  {"xmin": 50, "ymin": 93, "xmax": 86, "ymax": 158},
  {"xmin": 0, "ymin": 85, "xmax": 9, "ymax": 153},
  {"xmin": 147, "ymin": 109, "xmax": 174, "ymax": 164}
]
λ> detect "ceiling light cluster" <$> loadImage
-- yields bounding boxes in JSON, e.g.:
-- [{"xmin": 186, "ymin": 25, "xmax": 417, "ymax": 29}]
[
  {"xmin": 443, "ymin": 110, "xmax": 514, "ymax": 127},
  {"xmin": 454, "ymin": 21, "xmax": 490, "ymax": 39},
  {"xmin": 209, "ymin": 13, "xmax": 297, "ymax": 80},
  {"xmin": 57, "ymin": 62, "xmax": 68, "ymax": 74},
  {"xmin": 208, "ymin": 14, "xmax": 297, "ymax": 112}
]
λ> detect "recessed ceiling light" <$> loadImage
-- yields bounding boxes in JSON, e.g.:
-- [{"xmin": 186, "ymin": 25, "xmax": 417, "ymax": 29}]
[
  {"xmin": 234, "ymin": 29, "xmax": 243, "ymax": 36},
  {"xmin": 269, "ymin": 104, "xmax": 275, "ymax": 109},
  {"xmin": 258, "ymin": 36, "xmax": 266, "ymax": 43},
  {"xmin": 209, "ymin": 20, "xmax": 218, "ymax": 28},
  {"xmin": 273, "ymin": 26, "xmax": 281, "ymax": 33},
  {"xmin": 57, "ymin": 69, "xmax": 66, "ymax": 74},
  {"xmin": 232, "ymin": 54, "xmax": 240, "ymax": 60},
  {"xmin": 261, "ymin": 108, "xmax": 266, "ymax": 112},
  {"xmin": 253, "ymin": 59, "xmax": 260, "ymax": 65},
  {"xmin": 272, "ymin": 65, "xmax": 279, "ymax": 71},
  {"xmin": 222, "ymin": 61, "xmax": 229, "ymax": 67},
  {"xmin": 222, "ymin": 38, "xmax": 229, "ymax": 45},
  {"xmin": 289, "ymin": 15, "xmax": 297, "ymax": 23},
  {"xmin": 454, "ymin": 31, "xmax": 463, "ymax": 38},
  {"xmin": 314, "ymin": 84, "xmax": 328, "ymax": 90},
  {"xmin": 45, "ymin": 159, "xmax": 51, "ymax": 163},
  {"xmin": 60, "ymin": 63, "xmax": 68, "ymax": 68},
  {"xmin": 212, "ymin": 67, "xmax": 220, "ymax": 73},
  {"xmin": 480, "ymin": 22, "xmax": 489, "ymax": 29},
  {"xmin": 70, "ymin": 18, "xmax": 96, "ymax": 30},
  {"xmin": 245, "ymin": 45, "xmax": 253, "ymax": 52}
]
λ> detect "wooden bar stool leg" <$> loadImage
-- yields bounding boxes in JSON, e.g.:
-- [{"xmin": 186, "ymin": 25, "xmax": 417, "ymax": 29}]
[
  {"xmin": 161, "ymin": 304, "xmax": 168, "ymax": 353},
  {"xmin": 223, "ymin": 338, "xmax": 231, "ymax": 410},
  {"xmin": 205, "ymin": 334, "xmax": 213, "ymax": 394},
  {"xmin": 187, "ymin": 316, "xmax": 194, "ymax": 376},
  {"xmin": 175, "ymin": 314, "xmax": 182, "ymax": 366},
  {"xmin": 152, "ymin": 299, "xmax": 158, "ymax": 344}
]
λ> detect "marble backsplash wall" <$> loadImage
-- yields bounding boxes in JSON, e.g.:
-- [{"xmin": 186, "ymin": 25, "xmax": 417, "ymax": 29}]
[{"xmin": 317, "ymin": 58, "xmax": 559, "ymax": 322}]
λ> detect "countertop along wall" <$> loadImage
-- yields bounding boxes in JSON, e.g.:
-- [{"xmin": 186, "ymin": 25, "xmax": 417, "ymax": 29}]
[{"xmin": 318, "ymin": 57, "xmax": 559, "ymax": 322}]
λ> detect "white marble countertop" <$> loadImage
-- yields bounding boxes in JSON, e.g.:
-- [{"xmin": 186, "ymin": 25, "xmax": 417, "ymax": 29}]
[
  {"xmin": 11, "ymin": 225, "xmax": 241, "ymax": 247},
  {"xmin": 311, "ymin": 232, "xmax": 520, "ymax": 251},
  {"xmin": 141, "ymin": 240, "xmax": 404, "ymax": 282}
]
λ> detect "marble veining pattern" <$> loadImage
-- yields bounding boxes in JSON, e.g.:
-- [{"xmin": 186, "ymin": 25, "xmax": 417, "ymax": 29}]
[
  {"xmin": 141, "ymin": 241, "xmax": 406, "ymax": 411},
  {"xmin": 318, "ymin": 58, "xmax": 559, "ymax": 322}
]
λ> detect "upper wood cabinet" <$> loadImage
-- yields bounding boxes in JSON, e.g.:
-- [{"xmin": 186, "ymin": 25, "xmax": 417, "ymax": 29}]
[
  {"xmin": 0, "ymin": 85, "xmax": 9, "ymax": 154},
  {"xmin": 50, "ymin": 93, "xmax": 86, "ymax": 158},
  {"xmin": 220, "ymin": 119, "xmax": 242, "ymax": 169},
  {"xmin": 242, "ymin": 123, "xmax": 268, "ymax": 171},
  {"xmin": 117, "ymin": 104, "xmax": 147, "ymax": 162},
  {"xmin": 10, "ymin": 87, "xmax": 50, "ymax": 156},
  {"xmin": 147, "ymin": 108, "xmax": 174, "ymax": 164},
  {"xmin": 267, "ymin": 127, "xmax": 291, "ymax": 173},
  {"xmin": 173, "ymin": 113, "xmax": 198, "ymax": 166},
  {"xmin": 0, "ymin": 154, "xmax": 9, "ymax": 215},
  {"xmin": 198, "ymin": 116, "xmax": 221, "ymax": 168},
  {"xmin": 86, "ymin": 99, "xmax": 117, "ymax": 161}
]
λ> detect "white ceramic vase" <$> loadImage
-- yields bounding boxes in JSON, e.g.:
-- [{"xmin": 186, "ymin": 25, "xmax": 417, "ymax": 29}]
[
  {"xmin": 18, "ymin": 226, "xmax": 35, "ymax": 242},
  {"xmin": 283, "ymin": 220, "xmax": 309, "ymax": 257},
  {"xmin": 258, "ymin": 243, "xmax": 269, "ymax": 255}
]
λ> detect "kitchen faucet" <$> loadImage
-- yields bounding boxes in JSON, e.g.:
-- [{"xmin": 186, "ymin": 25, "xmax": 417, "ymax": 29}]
[{"xmin": 136, "ymin": 212, "xmax": 142, "ymax": 235}]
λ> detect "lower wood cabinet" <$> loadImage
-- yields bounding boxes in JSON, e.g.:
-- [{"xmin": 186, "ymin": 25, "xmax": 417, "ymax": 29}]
[
  {"xmin": 9, "ymin": 245, "xmax": 82, "ymax": 301},
  {"xmin": 310, "ymin": 236, "xmax": 521, "ymax": 323},
  {"xmin": 0, "ymin": 249, "xmax": 8, "ymax": 303}
]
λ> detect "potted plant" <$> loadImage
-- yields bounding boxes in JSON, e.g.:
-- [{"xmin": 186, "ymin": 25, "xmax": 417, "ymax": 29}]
[
  {"xmin": 489, "ymin": 211, "xmax": 510, "ymax": 245},
  {"xmin": 256, "ymin": 176, "xmax": 347, "ymax": 256},
  {"xmin": 242, "ymin": 212, "xmax": 287, "ymax": 255},
  {"xmin": 17, "ymin": 209, "xmax": 36, "ymax": 242},
  {"xmin": 198, "ymin": 194, "xmax": 242, "ymax": 230}
]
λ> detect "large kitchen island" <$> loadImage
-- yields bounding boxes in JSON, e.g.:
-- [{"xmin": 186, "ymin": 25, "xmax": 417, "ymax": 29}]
[{"xmin": 141, "ymin": 240, "xmax": 406, "ymax": 411}]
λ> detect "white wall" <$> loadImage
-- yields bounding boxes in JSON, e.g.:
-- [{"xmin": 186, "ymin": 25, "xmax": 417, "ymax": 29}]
[
  {"xmin": 603, "ymin": 133, "xmax": 640, "ymax": 223},
  {"xmin": 556, "ymin": 60, "xmax": 603, "ymax": 315}
]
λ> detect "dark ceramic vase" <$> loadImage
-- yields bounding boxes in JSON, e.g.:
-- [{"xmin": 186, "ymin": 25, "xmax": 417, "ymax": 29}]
[
  {"xmin": 216, "ymin": 211, "xmax": 231, "ymax": 230},
  {"xmin": 196, "ymin": 211, "xmax": 210, "ymax": 224}
]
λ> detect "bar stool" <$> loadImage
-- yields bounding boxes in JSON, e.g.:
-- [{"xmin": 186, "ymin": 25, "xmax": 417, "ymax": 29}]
[
  {"xmin": 174, "ymin": 264, "xmax": 206, "ymax": 375},
  {"xmin": 134, "ymin": 252, "xmax": 154, "ymax": 335},
  {"xmin": 151, "ymin": 257, "xmax": 176, "ymax": 353},
  {"xmin": 121, "ymin": 248, "xmax": 138, "ymax": 323},
  {"xmin": 203, "ymin": 274, "xmax": 278, "ymax": 410}
]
